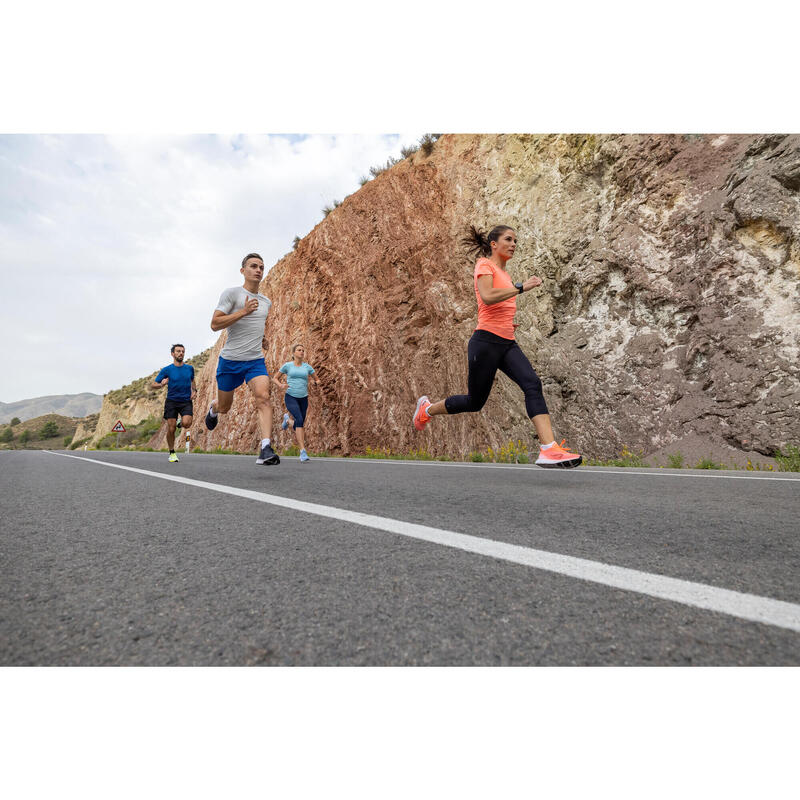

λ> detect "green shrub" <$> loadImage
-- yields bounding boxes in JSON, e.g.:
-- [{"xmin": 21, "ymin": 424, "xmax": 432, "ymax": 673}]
[
  {"xmin": 10, "ymin": 417, "xmax": 21, "ymax": 426},
  {"xmin": 695, "ymin": 457, "xmax": 726, "ymax": 470},
  {"xmin": 292, "ymin": 236, "xmax": 301, "ymax": 250},
  {"xmin": 774, "ymin": 445, "xmax": 800, "ymax": 472},
  {"xmin": 585, "ymin": 446, "xmax": 646, "ymax": 467},
  {"xmin": 419, "ymin": 133, "xmax": 439, "ymax": 156},
  {"xmin": 369, "ymin": 156, "xmax": 399, "ymax": 178},
  {"xmin": 667, "ymin": 452, "xmax": 684, "ymax": 469},
  {"xmin": 283, "ymin": 445, "xmax": 300, "ymax": 457},
  {"xmin": 39, "ymin": 420, "xmax": 59, "ymax": 438},
  {"xmin": 469, "ymin": 451, "xmax": 485, "ymax": 462},
  {"xmin": 358, "ymin": 175, "xmax": 369, "ymax": 186},
  {"xmin": 400, "ymin": 144, "xmax": 418, "ymax": 158},
  {"xmin": 0, "ymin": 428, "xmax": 12, "ymax": 443},
  {"xmin": 63, "ymin": 436, "xmax": 73, "ymax": 447},
  {"xmin": 135, "ymin": 415, "xmax": 162, "ymax": 441},
  {"xmin": 70, "ymin": 436, "xmax": 90, "ymax": 450},
  {"xmin": 19, "ymin": 430, "xmax": 31, "ymax": 444},
  {"xmin": 322, "ymin": 204, "xmax": 334, "ymax": 217}
]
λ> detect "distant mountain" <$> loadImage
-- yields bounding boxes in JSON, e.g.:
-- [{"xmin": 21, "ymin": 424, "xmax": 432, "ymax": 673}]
[{"xmin": 0, "ymin": 393, "xmax": 103, "ymax": 424}]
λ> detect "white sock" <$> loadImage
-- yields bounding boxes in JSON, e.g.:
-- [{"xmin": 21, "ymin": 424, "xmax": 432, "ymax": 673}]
[
  {"xmin": 541, "ymin": 441, "xmax": 555, "ymax": 450},
  {"xmin": 261, "ymin": 438, "xmax": 270, "ymax": 448},
  {"xmin": 208, "ymin": 404, "xmax": 217, "ymax": 418}
]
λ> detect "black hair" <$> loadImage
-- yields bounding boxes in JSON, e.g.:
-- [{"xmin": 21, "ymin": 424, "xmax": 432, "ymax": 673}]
[
  {"xmin": 241, "ymin": 252, "xmax": 264, "ymax": 268},
  {"xmin": 461, "ymin": 225, "xmax": 515, "ymax": 258},
  {"xmin": 171, "ymin": 343, "xmax": 184, "ymax": 353}
]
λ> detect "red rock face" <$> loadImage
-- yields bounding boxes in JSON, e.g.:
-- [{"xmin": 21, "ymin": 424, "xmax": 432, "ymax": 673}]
[{"xmin": 153, "ymin": 134, "xmax": 800, "ymax": 461}]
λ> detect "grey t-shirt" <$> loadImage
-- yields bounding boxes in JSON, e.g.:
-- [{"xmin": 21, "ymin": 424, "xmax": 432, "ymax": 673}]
[{"xmin": 215, "ymin": 286, "xmax": 272, "ymax": 361}]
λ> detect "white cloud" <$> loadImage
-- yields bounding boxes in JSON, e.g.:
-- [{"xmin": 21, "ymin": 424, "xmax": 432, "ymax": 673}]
[{"xmin": 0, "ymin": 133, "xmax": 423, "ymax": 402}]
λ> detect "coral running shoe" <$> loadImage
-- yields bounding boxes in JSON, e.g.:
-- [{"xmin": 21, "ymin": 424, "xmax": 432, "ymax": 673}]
[
  {"xmin": 413, "ymin": 396, "xmax": 432, "ymax": 431},
  {"xmin": 535, "ymin": 440, "xmax": 582, "ymax": 469}
]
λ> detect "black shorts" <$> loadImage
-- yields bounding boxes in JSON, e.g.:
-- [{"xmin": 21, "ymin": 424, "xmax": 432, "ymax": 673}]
[{"xmin": 164, "ymin": 399, "xmax": 194, "ymax": 420}]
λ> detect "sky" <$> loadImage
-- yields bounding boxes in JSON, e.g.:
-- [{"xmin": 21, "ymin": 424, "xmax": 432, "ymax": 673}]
[{"xmin": 0, "ymin": 133, "xmax": 423, "ymax": 402}]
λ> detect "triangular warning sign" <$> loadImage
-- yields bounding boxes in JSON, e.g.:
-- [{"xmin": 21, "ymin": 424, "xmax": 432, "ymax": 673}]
[{"xmin": 111, "ymin": 420, "xmax": 126, "ymax": 432}]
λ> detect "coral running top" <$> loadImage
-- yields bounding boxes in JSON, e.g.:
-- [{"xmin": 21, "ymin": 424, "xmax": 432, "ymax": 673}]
[{"xmin": 473, "ymin": 257, "xmax": 516, "ymax": 340}]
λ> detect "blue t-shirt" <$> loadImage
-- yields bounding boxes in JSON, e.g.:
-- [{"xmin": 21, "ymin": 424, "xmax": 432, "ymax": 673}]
[
  {"xmin": 279, "ymin": 361, "xmax": 315, "ymax": 398},
  {"xmin": 155, "ymin": 363, "xmax": 195, "ymax": 400}
]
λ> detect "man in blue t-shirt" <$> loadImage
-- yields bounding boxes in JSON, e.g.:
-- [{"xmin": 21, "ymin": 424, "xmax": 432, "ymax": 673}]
[{"xmin": 151, "ymin": 344, "xmax": 197, "ymax": 462}]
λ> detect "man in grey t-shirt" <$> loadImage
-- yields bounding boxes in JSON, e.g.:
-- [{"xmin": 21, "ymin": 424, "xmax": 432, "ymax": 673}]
[{"xmin": 204, "ymin": 252, "xmax": 279, "ymax": 466}]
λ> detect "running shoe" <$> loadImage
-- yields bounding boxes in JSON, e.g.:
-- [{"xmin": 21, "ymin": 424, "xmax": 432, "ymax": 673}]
[
  {"xmin": 168, "ymin": 452, "xmax": 179, "ymax": 463},
  {"xmin": 535, "ymin": 440, "xmax": 582, "ymax": 469},
  {"xmin": 299, "ymin": 449, "xmax": 310, "ymax": 462},
  {"xmin": 281, "ymin": 412, "xmax": 290, "ymax": 430},
  {"xmin": 256, "ymin": 443, "xmax": 280, "ymax": 465},
  {"xmin": 413, "ymin": 395, "xmax": 432, "ymax": 431},
  {"xmin": 204, "ymin": 405, "xmax": 218, "ymax": 431}
]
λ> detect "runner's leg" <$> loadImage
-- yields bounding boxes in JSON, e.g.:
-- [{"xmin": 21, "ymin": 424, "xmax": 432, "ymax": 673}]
[
  {"xmin": 166, "ymin": 417, "xmax": 177, "ymax": 450},
  {"xmin": 441, "ymin": 334, "xmax": 504, "ymax": 414},
  {"xmin": 247, "ymin": 375, "xmax": 272, "ymax": 441},
  {"xmin": 214, "ymin": 389, "xmax": 235, "ymax": 415},
  {"xmin": 284, "ymin": 394, "xmax": 308, "ymax": 451},
  {"xmin": 498, "ymin": 343, "xmax": 553, "ymax": 443}
]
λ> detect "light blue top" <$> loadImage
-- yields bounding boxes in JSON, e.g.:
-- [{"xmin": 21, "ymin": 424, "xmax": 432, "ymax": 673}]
[{"xmin": 280, "ymin": 361, "xmax": 315, "ymax": 398}]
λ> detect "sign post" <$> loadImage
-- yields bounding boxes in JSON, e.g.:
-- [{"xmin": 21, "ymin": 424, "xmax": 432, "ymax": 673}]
[{"xmin": 111, "ymin": 420, "xmax": 126, "ymax": 448}]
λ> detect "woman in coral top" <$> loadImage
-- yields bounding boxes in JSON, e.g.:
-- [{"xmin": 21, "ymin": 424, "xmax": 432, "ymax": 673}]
[{"xmin": 413, "ymin": 224, "xmax": 581, "ymax": 468}]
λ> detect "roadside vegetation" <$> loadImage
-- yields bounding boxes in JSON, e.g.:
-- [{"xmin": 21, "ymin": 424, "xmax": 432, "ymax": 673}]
[
  {"xmin": 0, "ymin": 413, "xmax": 81, "ymax": 450},
  {"xmin": 94, "ymin": 415, "xmax": 163, "ymax": 450}
]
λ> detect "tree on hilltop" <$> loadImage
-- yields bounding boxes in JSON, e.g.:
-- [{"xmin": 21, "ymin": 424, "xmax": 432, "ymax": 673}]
[{"xmin": 39, "ymin": 420, "xmax": 59, "ymax": 438}]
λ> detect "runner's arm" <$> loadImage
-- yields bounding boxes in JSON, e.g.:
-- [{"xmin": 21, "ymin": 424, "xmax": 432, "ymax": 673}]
[
  {"xmin": 477, "ymin": 274, "xmax": 542, "ymax": 305},
  {"xmin": 211, "ymin": 299, "xmax": 257, "ymax": 331}
]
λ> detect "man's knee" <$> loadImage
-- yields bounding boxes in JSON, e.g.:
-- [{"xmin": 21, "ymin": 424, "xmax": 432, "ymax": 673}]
[{"xmin": 182, "ymin": 416, "xmax": 193, "ymax": 428}]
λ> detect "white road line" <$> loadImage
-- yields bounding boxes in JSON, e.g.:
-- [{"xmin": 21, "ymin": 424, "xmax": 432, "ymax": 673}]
[
  {"xmin": 47, "ymin": 451, "xmax": 800, "ymax": 633},
  {"xmin": 312, "ymin": 457, "xmax": 800, "ymax": 482}
]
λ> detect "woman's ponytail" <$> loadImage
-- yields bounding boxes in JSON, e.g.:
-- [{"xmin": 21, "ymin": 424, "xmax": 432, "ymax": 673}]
[{"xmin": 461, "ymin": 224, "xmax": 513, "ymax": 259}]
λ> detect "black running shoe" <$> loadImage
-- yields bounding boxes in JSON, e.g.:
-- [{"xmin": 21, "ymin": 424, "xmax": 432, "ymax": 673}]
[
  {"xmin": 256, "ymin": 443, "xmax": 280, "ymax": 465},
  {"xmin": 204, "ymin": 407, "xmax": 218, "ymax": 431}
]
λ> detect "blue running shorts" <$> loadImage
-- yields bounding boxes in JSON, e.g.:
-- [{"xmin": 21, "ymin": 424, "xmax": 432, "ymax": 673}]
[{"xmin": 216, "ymin": 356, "xmax": 268, "ymax": 391}]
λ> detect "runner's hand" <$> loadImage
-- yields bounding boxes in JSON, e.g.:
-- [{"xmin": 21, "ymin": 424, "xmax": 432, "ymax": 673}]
[
  {"xmin": 523, "ymin": 276, "xmax": 543, "ymax": 291},
  {"xmin": 160, "ymin": 378, "xmax": 169, "ymax": 386},
  {"xmin": 243, "ymin": 297, "xmax": 259, "ymax": 315}
]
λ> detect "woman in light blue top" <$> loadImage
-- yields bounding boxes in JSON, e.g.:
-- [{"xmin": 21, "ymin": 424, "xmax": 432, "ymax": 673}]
[{"xmin": 273, "ymin": 344, "xmax": 321, "ymax": 462}]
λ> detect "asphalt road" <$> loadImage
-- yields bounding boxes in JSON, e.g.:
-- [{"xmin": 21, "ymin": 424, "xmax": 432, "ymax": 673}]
[{"xmin": 1, "ymin": 449, "xmax": 799, "ymax": 665}]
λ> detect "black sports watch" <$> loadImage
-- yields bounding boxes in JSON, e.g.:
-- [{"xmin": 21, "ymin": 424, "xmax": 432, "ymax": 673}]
[{"xmin": 514, "ymin": 282, "xmax": 524, "ymax": 294}]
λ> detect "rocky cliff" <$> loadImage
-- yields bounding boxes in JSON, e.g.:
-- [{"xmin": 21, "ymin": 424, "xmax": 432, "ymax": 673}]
[{"xmin": 152, "ymin": 134, "xmax": 800, "ymax": 462}]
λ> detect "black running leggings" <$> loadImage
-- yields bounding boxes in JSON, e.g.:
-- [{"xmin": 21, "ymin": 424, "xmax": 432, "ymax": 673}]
[{"xmin": 444, "ymin": 330, "xmax": 549, "ymax": 417}]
